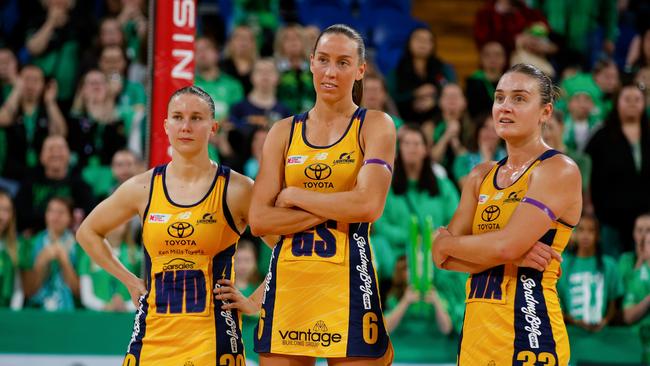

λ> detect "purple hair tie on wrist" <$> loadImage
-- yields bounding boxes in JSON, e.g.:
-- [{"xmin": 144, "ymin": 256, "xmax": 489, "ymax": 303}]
[
  {"xmin": 363, "ymin": 159, "xmax": 393, "ymax": 173},
  {"xmin": 521, "ymin": 197, "xmax": 557, "ymax": 221}
]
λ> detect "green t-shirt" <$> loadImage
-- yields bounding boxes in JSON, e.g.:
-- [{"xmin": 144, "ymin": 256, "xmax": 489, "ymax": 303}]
[
  {"xmin": 78, "ymin": 242, "xmax": 142, "ymax": 305},
  {"xmin": 372, "ymin": 177, "xmax": 459, "ymax": 279},
  {"xmin": 433, "ymin": 267, "xmax": 468, "ymax": 335},
  {"xmin": 373, "ymin": 178, "xmax": 460, "ymax": 257},
  {"xmin": 0, "ymin": 237, "xmax": 31, "ymax": 307},
  {"xmin": 558, "ymin": 254, "xmax": 622, "ymax": 324},
  {"xmin": 117, "ymin": 80, "xmax": 146, "ymax": 134},
  {"xmin": 277, "ymin": 68, "xmax": 315, "ymax": 114},
  {"xmin": 623, "ymin": 263, "xmax": 650, "ymax": 325},
  {"xmin": 618, "ymin": 251, "xmax": 637, "ymax": 292},
  {"xmin": 623, "ymin": 262, "xmax": 650, "ymax": 362},
  {"xmin": 31, "ymin": 40, "xmax": 79, "ymax": 101},
  {"xmin": 194, "ymin": 73, "xmax": 244, "ymax": 121},
  {"xmin": 25, "ymin": 230, "xmax": 79, "ymax": 311},
  {"xmin": 385, "ymin": 293, "xmax": 457, "ymax": 363},
  {"xmin": 452, "ymin": 148, "xmax": 507, "ymax": 183}
]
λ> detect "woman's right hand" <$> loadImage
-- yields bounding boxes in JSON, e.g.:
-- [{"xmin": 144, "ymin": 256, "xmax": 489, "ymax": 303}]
[{"xmin": 126, "ymin": 277, "xmax": 147, "ymax": 309}]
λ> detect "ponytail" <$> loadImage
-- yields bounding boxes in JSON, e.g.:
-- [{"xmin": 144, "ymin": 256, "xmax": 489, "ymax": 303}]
[{"xmin": 353, "ymin": 79, "xmax": 364, "ymax": 106}]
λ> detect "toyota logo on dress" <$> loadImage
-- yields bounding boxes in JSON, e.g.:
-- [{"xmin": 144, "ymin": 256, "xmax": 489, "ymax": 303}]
[
  {"xmin": 167, "ymin": 221, "xmax": 195, "ymax": 238},
  {"xmin": 481, "ymin": 205, "xmax": 501, "ymax": 222},
  {"xmin": 304, "ymin": 163, "xmax": 332, "ymax": 180}
]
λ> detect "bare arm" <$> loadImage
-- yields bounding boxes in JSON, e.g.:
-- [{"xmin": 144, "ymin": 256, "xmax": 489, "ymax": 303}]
[
  {"xmin": 75, "ymin": 171, "xmax": 151, "ymax": 306},
  {"xmin": 26, "ymin": 19, "xmax": 56, "ymax": 56},
  {"xmin": 0, "ymin": 81, "xmax": 22, "ymax": 126},
  {"xmin": 385, "ymin": 288, "xmax": 418, "ymax": 333},
  {"xmin": 624, "ymin": 295, "xmax": 650, "ymax": 324},
  {"xmin": 436, "ymin": 162, "xmax": 496, "ymax": 273},
  {"xmin": 22, "ymin": 246, "xmax": 55, "ymax": 297},
  {"xmin": 436, "ymin": 155, "xmax": 582, "ymax": 267},
  {"xmin": 55, "ymin": 244, "xmax": 79, "ymax": 296},
  {"xmin": 277, "ymin": 111, "xmax": 396, "ymax": 223},
  {"xmin": 248, "ymin": 118, "xmax": 327, "ymax": 236},
  {"xmin": 43, "ymin": 81, "xmax": 67, "ymax": 136},
  {"xmin": 427, "ymin": 289, "xmax": 453, "ymax": 335},
  {"xmin": 226, "ymin": 171, "xmax": 279, "ymax": 247}
]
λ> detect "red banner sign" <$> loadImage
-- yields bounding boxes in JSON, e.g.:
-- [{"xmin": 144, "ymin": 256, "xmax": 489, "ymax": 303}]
[{"xmin": 147, "ymin": 0, "xmax": 196, "ymax": 167}]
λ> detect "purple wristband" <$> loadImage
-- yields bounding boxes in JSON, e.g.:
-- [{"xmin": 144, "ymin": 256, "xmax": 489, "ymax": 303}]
[
  {"xmin": 363, "ymin": 159, "xmax": 393, "ymax": 173},
  {"xmin": 521, "ymin": 197, "xmax": 557, "ymax": 221}
]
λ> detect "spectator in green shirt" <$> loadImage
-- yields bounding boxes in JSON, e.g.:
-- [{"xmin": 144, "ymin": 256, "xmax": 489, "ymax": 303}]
[
  {"xmin": 562, "ymin": 77, "xmax": 603, "ymax": 152},
  {"xmin": 98, "ymin": 45, "xmax": 146, "ymax": 155},
  {"xmin": 220, "ymin": 25, "xmax": 258, "ymax": 94},
  {"xmin": 385, "ymin": 256, "xmax": 452, "ymax": 335},
  {"xmin": 194, "ymin": 36, "xmax": 245, "ymax": 122},
  {"xmin": 542, "ymin": 110, "xmax": 592, "ymax": 195},
  {"xmin": 233, "ymin": 239, "xmax": 261, "ymax": 361},
  {"xmin": 427, "ymin": 83, "xmax": 470, "ymax": 183},
  {"xmin": 22, "ymin": 196, "xmax": 80, "ymax": 311},
  {"xmin": 623, "ymin": 230, "xmax": 650, "ymax": 363},
  {"xmin": 274, "ymin": 24, "xmax": 316, "ymax": 114},
  {"xmin": 25, "ymin": 0, "xmax": 91, "ymax": 104},
  {"xmin": 0, "ymin": 64, "xmax": 67, "ymax": 180},
  {"xmin": 0, "ymin": 48, "xmax": 17, "ymax": 104},
  {"xmin": 453, "ymin": 114, "xmax": 506, "ymax": 190},
  {"xmin": 619, "ymin": 213, "xmax": 650, "ymax": 291},
  {"xmin": 194, "ymin": 36, "xmax": 245, "ymax": 164},
  {"xmin": 361, "ymin": 73, "xmax": 403, "ymax": 130},
  {"xmin": 0, "ymin": 190, "xmax": 28, "ymax": 309},
  {"xmin": 372, "ymin": 125, "xmax": 460, "ymax": 280},
  {"xmin": 384, "ymin": 256, "xmax": 459, "ymax": 363},
  {"xmin": 79, "ymin": 221, "xmax": 141, "ymax": 312},
  {"xmin": 531, "ymin": 0, "xmax": 618, "ymax": 69},
  {"xmin": 558, "ymin": 214, "xmax": 622, "ymax": 332}
]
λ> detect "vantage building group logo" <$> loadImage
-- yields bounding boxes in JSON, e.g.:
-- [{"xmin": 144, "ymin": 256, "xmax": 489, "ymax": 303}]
[{"xmin": 278, "ymin": 321, "xmax": 342, "ymax": 347}]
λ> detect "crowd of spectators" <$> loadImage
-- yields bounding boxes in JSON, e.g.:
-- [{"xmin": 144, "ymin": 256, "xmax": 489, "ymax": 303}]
[{"xmin": 1, "ymin": 0, "xmax": 650, "ymax": 361}]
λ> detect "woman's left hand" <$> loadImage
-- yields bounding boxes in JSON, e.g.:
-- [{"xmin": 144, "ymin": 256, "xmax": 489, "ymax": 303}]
[
  {"xmin": 275, "ymin": 187, "xmax": 297, "ymax": 208},
  {"xmin": 214, "ymin": 279, "xmax": 260, "ymax": 315}
]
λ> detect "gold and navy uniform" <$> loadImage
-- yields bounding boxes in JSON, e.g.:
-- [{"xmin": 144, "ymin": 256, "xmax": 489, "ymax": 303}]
[
  {"xmin": 254, "ymin": 108, "xmax": 390, "ymax": 358},
  {"xmin": 123, "ymin": 164, "xmax": 244, "ymax": 366},
  {"xmin": 458, "ymin": 150, "xmax": 572, "ymax": 365}
]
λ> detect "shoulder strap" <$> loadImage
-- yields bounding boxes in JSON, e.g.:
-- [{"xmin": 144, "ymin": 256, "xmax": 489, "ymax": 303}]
[{"xmin": 218, "ymin": 164, "xmax": 241, "ymax": 236}]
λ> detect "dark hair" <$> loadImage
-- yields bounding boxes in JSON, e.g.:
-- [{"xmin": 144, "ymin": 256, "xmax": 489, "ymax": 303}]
[
  {"xmin": 567, "ymin": 213, "xmax": 604, "ymax": 272},
  {"xmin": 604, "ymin": 82, "xmax": 648, "ymax": 128},
  {"xmin": 47, "ymin": 196, "xmax": 74, "ymax": 218},
  {"xmin": 504, "ymin": 63, "xmax": 560, "ymax": 105},
  {"xmin": 466, "ymin": 112, "xmax": 492, "ymax": 152},
  {"xmin": 593, "ymin": 58, "xmax": 618, "ymax": 75},
  {"xmin": 236, "ymin": 239, "xmax": 261, "ymax": 284},
  {"xmin": 636, "ymin": 29, "xmax": 650, "ymax": 68},
  {"xmin": 168, "ymin": 85, "xmax": 216, "ymax": 119},
  {"xmin": 312, "ymin": 24, "xmax": 366, "ymax": 105},
  {"xmin": 388, "ymin": 255, "xmax": 408, "ymax": 300},
  {"xmin": 393, "ymin": 124, "xmax": 440, "ymax": 196}
]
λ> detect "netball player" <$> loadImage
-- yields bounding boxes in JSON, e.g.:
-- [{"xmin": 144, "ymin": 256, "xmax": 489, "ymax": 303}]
[
  {"xmin": 77, "ymin": 86, "xmax": 275, "ymax": 365},
  {"xmin": 433, "ymin": 64, "xmax": 582, "ymax": 365},
  {"xmin": 218, "ymin": 24, "xmax": 395, "ymax": 366}
]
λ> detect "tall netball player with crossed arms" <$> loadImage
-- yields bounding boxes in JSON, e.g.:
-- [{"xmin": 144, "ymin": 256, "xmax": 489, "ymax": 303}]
[
  {"xmin": 433, "ymin": 64, "xmax": 582, "ymax": 365},
  {"xmin": 216, "ymin": 24, "xmax": 395, "ymax": 366},
  {"xmin": 77, "ymin": 86, "xmax": 275, "ymax": 366}
]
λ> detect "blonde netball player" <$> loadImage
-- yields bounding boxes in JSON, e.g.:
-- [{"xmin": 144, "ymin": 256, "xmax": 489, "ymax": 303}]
[
  {"xmin": 218, "ymin": 24, "xmax": 395, "ymax": 366},
  {"xmin": 77, "ymin": 86, "xmax": 274, "ymax": 366},
  {"xmin": 433, "ymin": 64, "xmax": 582, "ymax": 365}
]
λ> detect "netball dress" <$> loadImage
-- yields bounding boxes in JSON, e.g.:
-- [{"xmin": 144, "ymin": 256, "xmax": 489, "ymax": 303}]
[
  {"xmin": 123, "ymin": 164, "xmax": 245, "ymax": 366},
  {"xmin": 254, "ymin": 108, "xmax": 390, "ymax": 358}
]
